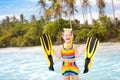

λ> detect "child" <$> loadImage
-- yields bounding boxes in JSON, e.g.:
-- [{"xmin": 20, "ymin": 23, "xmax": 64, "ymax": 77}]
[{"xmin": 53, "ymin": 28, "xmax": 84, "ymax": 80}]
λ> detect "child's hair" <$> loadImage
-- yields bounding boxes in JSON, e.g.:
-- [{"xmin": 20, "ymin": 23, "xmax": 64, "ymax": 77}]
[{"xmin": 60, "ymin": 32, "xmax": 64, "ymax": 44}]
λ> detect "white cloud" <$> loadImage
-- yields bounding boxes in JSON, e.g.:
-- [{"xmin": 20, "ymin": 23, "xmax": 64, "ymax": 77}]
[
  {"xmin": 62, "ymin": 11, "xmax": 99, "ymax": 24},
  {"xmin": 63, "ymin": 9, "xmax": 120, "ymax": 24},
  {"xmin": 76, "ymin": 0, "xmax": 120, "ymax": 5},
  {"xmin": 0, "ymin": 14, "xmax": 12, "ymax": 21},
  {"xmin": 77, "ymin": 10, "xmax": 120, "ymax": 24},
  {"xmin": 75, "ymin": 11, "xmax": 99, "ymax": 24},
  {"xmin": 0, "ymin": 15, "xmax": 6, "ymax": 21},
  {"xmin": 1, "ymin": 0, "xmax": 119, "ymax": 23},
  {"xmin": 115, "ymin": 10, "xmax": 120, "ymax": 19},
  {"xmin": 107, "ymin": 9, "xmax": 120, "ymax": 20},
  {"xmin": 20, "ymin": 7, "xmax": 38, "ymax": 13},
  {"xmin": 0, "ymin": 14, "xmax": 20, "ymax": 22},
  {"xmin": 0, "ymin": 7, "xmax": 39, "ymax": 22},
  {"xmin": 0, "ymin": 6, "xmax": 40, "ymax": 22},
  {"xmin": 74, "ymin": 0, "xmax": 120, "ymax": 23},
  {"xmin": 105, "ymin": 0, "xmax": 120, "ymax": 5},
  {"xmin": 75, "ymin": 10, "xmax": 120, "ymax": 24},
  {"xmin": 26, "ymin": 0, "xmax": 120, "ymax": 5}
]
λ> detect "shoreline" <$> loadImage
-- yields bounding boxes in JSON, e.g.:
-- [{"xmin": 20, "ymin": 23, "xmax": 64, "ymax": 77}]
[{"xmin": 0, "ymin": 42, "xmax": 120, "ymax": 50}]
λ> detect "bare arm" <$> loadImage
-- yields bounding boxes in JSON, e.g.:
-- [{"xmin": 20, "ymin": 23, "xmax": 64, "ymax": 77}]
[
  {"xmin": 53, "ymin": 45, "xmax": 62, "ymax": 59},
  {"xmin": 74, "ymin": 44, "xmax": 85, "ymax": 58}
]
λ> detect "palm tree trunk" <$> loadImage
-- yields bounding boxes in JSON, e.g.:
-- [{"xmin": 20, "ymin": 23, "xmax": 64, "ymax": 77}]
[
  {"xmin": 111, "ymin": 0, "xmax": 115, "ymax": 19},
  {"xmin": 88, "ymin": 6, "xmax": 93, "ymax": 23},
  {"xmin": 44, "ymin": 16, "xmax": 47, "ymax": 24},
  {"xmin": 44, "ymin": 7, "xmax": 47, "ymax": 25},
  {"xmin": 81, "ymin": 8, "xmax": 85, "ymax": 23},
  {"xmin": 56, "ymin": 18, "xmax": 60, "ymax": 27},
  {"xmin": 84, "ymin": 7, "xmax": 88, "ymax": 22},
  {"xmin": 69, "ymin": 17, "xmax": 72, "ymax": 28},
  {"xmin": 56, "ymin": 18, "xmax": 61, "ymax": 32},
  {"xmin": 111, "ymin": 0, "xmax": 116, "ymax": 26},
  {"xmin": 80, "ymin": 0, "xmax": 85, "ymax": 23}
]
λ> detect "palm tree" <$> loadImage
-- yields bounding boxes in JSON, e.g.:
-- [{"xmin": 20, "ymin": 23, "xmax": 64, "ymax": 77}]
[
  {"xmin": 80, "ymin": 0, "xmax": 85, "ymax": 23},
  {"xmin": 6, "ymin": 16, "xmax": 10, "ymax": 23},
  {"xmin": 13, "ymin": 15, "xmax": 16, "ymax": 21},
  {"xmin": 31, "ymin": 15, "xmax": 36, "ymax": 22},
  {"xmin": 20, "ymin": 14, "xmax": 24, "ymax": 23},
  {"xmin": 81, "ymin": 0, "xmax": 88, "ymax": 21},
  {"xmin": 96, "ymin": 0, "xmax": 106, "ymax": 17},
  {"xmin": 81, "ymin": 0, "xmax": 92, "ymax": 23},
  {"xmin": 62, "ymin": 0, "xmax": 76, "ymax": 28},
  {"xmin": 1, "ymin": 19, "xmax": 6, "ymax": 26},
  {"xmin": 44, "ymin": 7, "xmax": 52, "ymax": 22},
  {"xmin": 51, "ymin": 0, "xmax": 61, "ymax": 26},
  {"xmin": 88, "ymin": 2, "xmax": 93, "ymax": 22},
  {"xmin": 111, "ymin": 0, "xmax": 115, "ymax": 19},
  {"xmin": 111, "ymin": 0, "xmax": 116, "ymax": 26},
  {"xmin": 38, "ymin": 0, "xmax": 47, "ymax": 24},
  {"xmin": 38, "ymin": 0, "xmax": 46, "ymax": 14}
]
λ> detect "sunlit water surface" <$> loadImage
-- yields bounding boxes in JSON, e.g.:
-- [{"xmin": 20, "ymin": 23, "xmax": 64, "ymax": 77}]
[{"xmin": 0, "ymin": 43, "xmax": 120, "ymax": 80}]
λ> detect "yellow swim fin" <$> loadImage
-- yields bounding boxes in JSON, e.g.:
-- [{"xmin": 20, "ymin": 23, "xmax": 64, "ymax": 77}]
[
  {"xmin": 83, "ymin": 37, "xmax": 99, "ymax": 73},
  {"xmin": 40, "ymin": 34, "xmax": 54, "ymax": 71}
]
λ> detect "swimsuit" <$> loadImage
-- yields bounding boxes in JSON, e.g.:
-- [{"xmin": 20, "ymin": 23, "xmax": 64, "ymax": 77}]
[{"xmin": 61, "ymin": 45, "xmax": 80, "ymax": 76}]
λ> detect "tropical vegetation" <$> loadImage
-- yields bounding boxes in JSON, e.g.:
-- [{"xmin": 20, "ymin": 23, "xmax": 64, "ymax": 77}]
[{"xmin": 0, "ymin": 0, "xmax": 120, "ymax": 48}]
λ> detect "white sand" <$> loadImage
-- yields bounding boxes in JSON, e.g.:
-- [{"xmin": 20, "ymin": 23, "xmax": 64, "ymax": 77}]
[{"xmin": 0, "ymin": 42, "xmax": 119, "ymax": 50}]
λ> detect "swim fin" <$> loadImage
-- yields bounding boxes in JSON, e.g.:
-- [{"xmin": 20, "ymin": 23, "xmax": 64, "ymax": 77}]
[
  {"xmin": 40, "ymin": 34, "xmax": 54, "ymax": 71},
  {"xmin": 83, "ymin": 37, "xmax": 99, "ymax": 73}
]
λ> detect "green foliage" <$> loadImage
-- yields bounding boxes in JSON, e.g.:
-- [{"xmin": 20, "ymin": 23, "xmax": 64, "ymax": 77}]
[
  {"xmin": 0, "ymin": 16, "xmax": 120, "ymax": 48},
  {"xmin": 74, "ymin": 28, "xmax": 89, "ymax": 43},
  {"xmin": 0, "ymin": 34, "xmax": 11, "ymax": 48},
  {"xmin": 43, "ymin": 19, "xmax": 80, "ymax": 43},
  {"xmin": 117, "ymin": 29, "xmax": 120, "ymax": 41},
  {"xmin": 0, "ymin": 18, "xmax": 44, "ymax": 47}
]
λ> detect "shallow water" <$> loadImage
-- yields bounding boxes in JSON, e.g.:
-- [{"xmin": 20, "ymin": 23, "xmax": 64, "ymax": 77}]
[{"xmin": 0, "ymin": 44, "xmax": 120, "ymax": 80}]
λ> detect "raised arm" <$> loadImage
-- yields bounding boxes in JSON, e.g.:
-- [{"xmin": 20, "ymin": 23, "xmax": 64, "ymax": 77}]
[
  {"xmin": 53, "ymin": 45, "xmax": 62, "ymax": 59},
  {"xmin": 74, "ymin": 44, "xmax": 85, "ymax": 58}
]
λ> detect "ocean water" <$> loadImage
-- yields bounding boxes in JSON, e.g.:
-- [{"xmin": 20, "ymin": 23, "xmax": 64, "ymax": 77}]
[{"xmin": 0, "ymin": 43, "xmax": 120, "ymax": 80}]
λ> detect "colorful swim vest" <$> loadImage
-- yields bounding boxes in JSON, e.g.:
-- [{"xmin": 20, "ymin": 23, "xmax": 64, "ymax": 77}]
[
  {"xmin": 61, "ymin": 45, "xmax": 75, "ymax": 59},
  {"xmin": 61, "ymin": 45, "xmax": 80, "ymax": 76}
]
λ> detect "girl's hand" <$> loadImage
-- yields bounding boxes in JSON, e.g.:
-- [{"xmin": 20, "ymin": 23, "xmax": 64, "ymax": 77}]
[
  {"xmin": 80, "ymin": 47, "xmax": 85, "ymax": 55},
  {"xmin": 75, "ymin": 46, "xmax": 85, "ymax": 58},
  {"xmin": 53, "ymin": 46, "xmax": 62, "ymax": 59}
]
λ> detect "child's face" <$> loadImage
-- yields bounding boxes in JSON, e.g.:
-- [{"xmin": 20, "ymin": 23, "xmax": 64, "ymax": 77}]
[{"xmin": 63, "ymin": 31, "xmax": 72, "ymax": 44}]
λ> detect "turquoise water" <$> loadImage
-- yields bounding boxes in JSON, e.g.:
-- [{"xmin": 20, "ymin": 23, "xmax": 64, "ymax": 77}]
[{"xmin": 0, "ymin": 43, "xmax": 120, "ymax": 80}]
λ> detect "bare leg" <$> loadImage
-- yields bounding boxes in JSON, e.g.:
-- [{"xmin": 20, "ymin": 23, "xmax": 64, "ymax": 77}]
[
  {"xmin": 71, "ymin": 75, "xmax": 79, "ymax": 80},
  {"xmin": 63, "ymin": 75, "xmax": 70, "ymax": 80}
]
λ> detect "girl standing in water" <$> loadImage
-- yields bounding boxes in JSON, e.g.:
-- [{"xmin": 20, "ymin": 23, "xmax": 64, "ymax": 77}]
[{"xmin": 54, "ymin": 28, "xmax": 84, "ymax": 80}]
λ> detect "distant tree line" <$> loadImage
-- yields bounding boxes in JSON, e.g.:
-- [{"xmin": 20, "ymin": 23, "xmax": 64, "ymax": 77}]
[
  {"xmin": 0, "ymin": 15, "xmax": 120, "ymax": 48},
  {"xmin": 0, "ymin": 0, "xmax": 120, "ymax": 48}
]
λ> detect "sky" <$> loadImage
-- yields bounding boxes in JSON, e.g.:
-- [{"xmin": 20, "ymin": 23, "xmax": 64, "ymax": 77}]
[{"xmin": 0, "ymin": 0, "xmax": 120, "ymax": 23}]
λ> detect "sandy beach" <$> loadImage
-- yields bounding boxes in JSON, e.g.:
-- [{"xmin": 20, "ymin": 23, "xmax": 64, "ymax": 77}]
[{"xmin": 0, "ymin": 42, "xmax": 120, "ymax": 50}]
